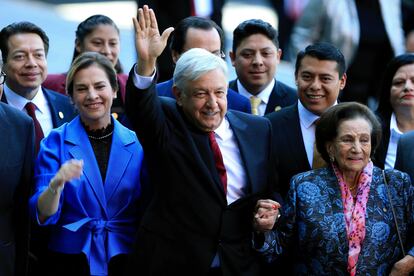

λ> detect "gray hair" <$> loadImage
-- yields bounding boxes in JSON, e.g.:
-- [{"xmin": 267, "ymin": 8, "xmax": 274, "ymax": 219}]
[{"xmin": 173, "ymin": 48, "xmax": 228, "ymax": 92}]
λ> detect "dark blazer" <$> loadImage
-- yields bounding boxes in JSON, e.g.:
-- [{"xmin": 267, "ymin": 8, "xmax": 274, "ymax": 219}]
[
  {"xmin": 0, "ymin": 102, "xmax": 34, "ymax": 276},
  {"xmin": 265, "ymin": 103, "xmax": 310, "ymax": 197},
  {"xmin": 125, "ymin": 71, "xmax": 275, "ymax": 276},
  {"xmin": 395, "ymin": 130, "xmax": 414, "ymax": 182},
  {"xmin": 261, "ymin": 166, "xmax": 414, "ymax": 275},
  {"xmin": 229, "ymin": 78, "xmax": 297, "ymax": 115},
  {"xmin": 1, "ymin": 88, "xmax": 77, "ymax": 129},
  {"xmin": 157, "ymin": 78, "xmax": 252, "ymax": 113}
]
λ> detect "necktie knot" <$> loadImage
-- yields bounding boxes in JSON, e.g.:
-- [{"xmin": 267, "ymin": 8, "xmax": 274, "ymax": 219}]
[
  {"xmin": 250, "ymin": 96, "xmax": 261, "ymax": 115},
  {"xmin": 25, "ymin": 102, "xmax": 37, "ymax": 115}
]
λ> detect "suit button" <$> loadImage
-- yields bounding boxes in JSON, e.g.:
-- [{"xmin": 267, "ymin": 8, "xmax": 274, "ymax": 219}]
[{"xmin": 383, "ymin": 207, "xmax": 387, "ymax": 212}]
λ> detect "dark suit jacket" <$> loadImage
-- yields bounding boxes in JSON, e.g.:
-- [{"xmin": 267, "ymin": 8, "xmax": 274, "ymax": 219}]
[
  {"xmin": 157, "ymin": 78, "xmax": 252, "ymax": 113},
  {"xmin": 265, "ymin": 103, "xmax": 310, "ymax": 198},
  {"xmin": 125, "ymin": 70, "xmax": 275, "ymax": 276},
  {"xmin": 395, "ymin": 130, "xmax": 414, "ymax": 182},
  {"xmin": 0, "ymin": 102, "xmax": 34, "ymax": 276},
  {"xmin": 1, "ymin": 87, "xmax": 77, "ymax": 129},
  {"xmin": 229, "ymin": 78, "xmax": 297, "ymax": 115}
]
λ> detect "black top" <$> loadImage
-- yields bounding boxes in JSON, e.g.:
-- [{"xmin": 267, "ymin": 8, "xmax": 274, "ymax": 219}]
[{"xmin": 82, "ymin": 120, "xmax": 114, "ymax": 182}]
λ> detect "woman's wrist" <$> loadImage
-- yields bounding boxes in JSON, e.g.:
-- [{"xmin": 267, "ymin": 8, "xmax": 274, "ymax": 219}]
[{"xmin": 48, "ymin": 177, "xmax": 63, "ymax": 195}]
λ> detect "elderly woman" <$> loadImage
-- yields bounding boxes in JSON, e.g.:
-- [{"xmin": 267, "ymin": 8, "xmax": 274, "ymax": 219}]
[
  {"xmin": 374, "ymin": 53, "xmax": 414, "ymax": 169},
  {"xmin": 255, "ymin": 102, "xmax": 414, "ymax": 275},
  {"xmin": 29, "ymin": 52, "xmax": 144, "ymax": 276}
]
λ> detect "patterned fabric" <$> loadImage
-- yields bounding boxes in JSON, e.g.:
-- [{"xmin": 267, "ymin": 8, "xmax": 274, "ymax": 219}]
[
  {"xmin": 332, "ymin": 162, "xmax": 373, "ymax": 275},
  {"xmin": 257, "ymin": 166, "xmax": 414, "ymax": 275}
]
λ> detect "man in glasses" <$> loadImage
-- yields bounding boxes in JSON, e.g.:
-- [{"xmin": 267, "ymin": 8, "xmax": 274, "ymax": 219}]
[{"xmin": 156, "ymin": 16, "xmax": 252, "ymax": 113}]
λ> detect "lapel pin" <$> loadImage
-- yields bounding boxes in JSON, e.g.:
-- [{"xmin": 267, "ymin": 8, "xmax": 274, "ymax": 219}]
[
  {"xmin": 274, "ymin": 106, "xmax": 282, "ymax": 112},
  {"xmin": 58, "ymin": 111, "xmax": 64, "ymax": 119}
]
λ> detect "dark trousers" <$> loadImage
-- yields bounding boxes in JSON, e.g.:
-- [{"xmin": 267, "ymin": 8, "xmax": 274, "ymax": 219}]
[{"xmin": 46, "ymin": 251, "xmax": 127, "ymax": 276}]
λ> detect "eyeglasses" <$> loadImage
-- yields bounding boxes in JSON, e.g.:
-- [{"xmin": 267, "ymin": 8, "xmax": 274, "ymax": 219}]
[
  {"xmin": 212, "ymin": 50, "xmax": 226, "ymax": 59},
  {"xmin": 0, "ymin": 71, "xmax": 5, "ymax": 85}
]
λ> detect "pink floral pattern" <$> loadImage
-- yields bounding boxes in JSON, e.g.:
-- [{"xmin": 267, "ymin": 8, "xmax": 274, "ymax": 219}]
[{"xmin": 332, "ymin": 161, "xmax": 373, "ymax": 276}]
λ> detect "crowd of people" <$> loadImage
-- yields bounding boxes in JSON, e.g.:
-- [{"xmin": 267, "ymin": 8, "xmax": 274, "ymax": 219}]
[{"xmin": 1, "ymin": 1, "xmax": 414, "ymax": 276}]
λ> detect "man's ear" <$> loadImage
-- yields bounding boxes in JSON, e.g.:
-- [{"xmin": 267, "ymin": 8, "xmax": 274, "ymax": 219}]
[
  {"xmin": 229, "ymin": 51, "xmax": 236, "ymax": 67},
  {"xmin": 172, "ymin": 85, "xmax": 183, "ymax": 106},
  {"xmin": 172, "ymin": 50, "xmax": 180, "ymax": 64}
]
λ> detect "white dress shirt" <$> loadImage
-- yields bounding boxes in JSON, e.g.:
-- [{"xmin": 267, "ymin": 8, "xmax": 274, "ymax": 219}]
[
  {"xmin": 4, "ymin": 84, "xmax": 53, "ymax": 136},
  {"xmin": 237, "ymin": 79, "xmax": 275, "ymax": 116},
  {"xmin": 385, "ymin": 113, "xmax": 404, "ymax": 169}
]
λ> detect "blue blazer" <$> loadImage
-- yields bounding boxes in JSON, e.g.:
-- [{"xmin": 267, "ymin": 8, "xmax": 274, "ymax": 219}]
[
  {"xmin": 156, "ymin": 78, "xmax": 252, "ymax": 113},
  {"xmin": 260, "ymin": 166, "xmax": 414, "ymax": 275},
  {"xmin": 29, "ymin": 116, "xmax": 144, "ymax": 276}
]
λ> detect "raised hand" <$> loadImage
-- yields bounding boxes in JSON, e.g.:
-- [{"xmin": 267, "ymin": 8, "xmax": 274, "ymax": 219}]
[{"xmin": 132, "ymin": 5, "xmax": 174, "ymax": 76}]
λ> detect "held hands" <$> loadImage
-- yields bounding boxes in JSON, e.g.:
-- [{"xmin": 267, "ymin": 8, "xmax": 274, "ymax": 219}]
[
  {"xmin": 49, "ymin": 159, "xmax": 83, "ymax": 194},
  {"xmin": 253, "ymin": 199, "xmax": 281, "ymax": 233},
  {"xmin": 132, "ymin": 5, "xmax": 174, "ymax": 76},
  {"xmin": 390, "ymin": 255, "xmax": 414, "ymax": 276}
]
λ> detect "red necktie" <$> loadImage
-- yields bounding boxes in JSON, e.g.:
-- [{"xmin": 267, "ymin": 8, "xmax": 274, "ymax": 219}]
[
  {"xmin": 25, "ymin": 102, "xmax": 44, "ymax": 153},
  {"xmin": 189, "ymin": 0, "xmax": 196, "ymax": 16},
  {"xmin": 208, "ymin": 132, "xmax": 227, "ymax": 194}
]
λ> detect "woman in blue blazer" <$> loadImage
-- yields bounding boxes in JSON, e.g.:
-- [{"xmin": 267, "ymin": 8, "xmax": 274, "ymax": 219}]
[
  {"xmin": 255, "ymin": 102, "xmax": 414, "ymax": 275},
  {"xmin": 29, "ymin": 52, "xmax": 144, "ymax": 276}
]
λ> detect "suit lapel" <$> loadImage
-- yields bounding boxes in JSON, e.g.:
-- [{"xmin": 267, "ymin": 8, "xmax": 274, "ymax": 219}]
[
  {"xmin": 104, "ymin": 120, "xmax": 134, "ymax": 205},
  {"xmin": 283, "ymin": 105, "xmax": 310, "ymax": 171},
  {"xmin": 265, "ymin": 80, "xmax": 281, "ymax": 114},
  {"xmin": 66, "ymin": 117, "xmax": 108, "ymax": 215},
  {"xmin": 227, "ymin": 112, "xmax": 265, "ymax": 194}
]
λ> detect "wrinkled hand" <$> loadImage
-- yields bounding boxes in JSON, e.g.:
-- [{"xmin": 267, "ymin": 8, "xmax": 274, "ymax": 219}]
[
  {"xmin": 132, "ymin": 5, "xmax": 174, "ymax": 75},
  {"xmin": 390, "ymin": 255, "xmax": 414, "ymax": 276},
  {"xmin": 253, "ymin": 199, "xmax": 281, "ymax": 233},
  {"xmin": 50, "ymin": 159, "xmax": 83, "ymax": 191}
]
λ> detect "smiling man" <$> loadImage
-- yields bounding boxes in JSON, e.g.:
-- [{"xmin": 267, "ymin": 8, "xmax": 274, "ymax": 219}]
[
  {"xmin": 266, "ymin": 42, "xmax": 347, "ymax": 197},
  {"xmin": 264, "ymin": 42, "xmax": 346, "ymax": 274},
  {"xmin": 125, "ymin": 6, "xmax": 278, "ymax": 276},
  {"xmin": 0, "ymin": 22, "xmax": 76, "ymax": 153},
  {"xmin": 229, "ymin": 19, "xmax": 297, "ymax": 116}
]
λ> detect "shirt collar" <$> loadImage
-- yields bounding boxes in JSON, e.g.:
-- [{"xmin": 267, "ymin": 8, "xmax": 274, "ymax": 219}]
[
  {"xmin": 4, "ymin": 83, "xmax": 48, "ymax": 114},
  {"xmin": 214, "ymin": 117, "xmax": 231, "ymax": 141},
  {"xmin": 298, "ymin": 100, "xmax": 338, "ymax": 128},
  {"xmin": 390, "ymin": 112, "xmax": 404, "ymax": 135},
  {"xmin": 298, "ymin": 100, "xmax": 320, "ymax": 128},
  {"xmin": 236, "ymin": 78, "xmax": 275, "ymax": 104}
]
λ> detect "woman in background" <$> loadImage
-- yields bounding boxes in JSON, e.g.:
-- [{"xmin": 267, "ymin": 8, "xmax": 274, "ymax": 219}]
[
  {"xmin": 374, "ymin": 53, "xmax": 414, "ymax": 169},
  {"xmin": 43, "ymin": 15, "xmax": 130, "ymax": 126}
]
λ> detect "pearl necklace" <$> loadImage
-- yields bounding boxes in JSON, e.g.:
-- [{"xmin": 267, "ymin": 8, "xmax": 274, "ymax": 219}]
[{"xmin": 88, "ymin": 131, "xmax": 113, "ymax": 140}]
